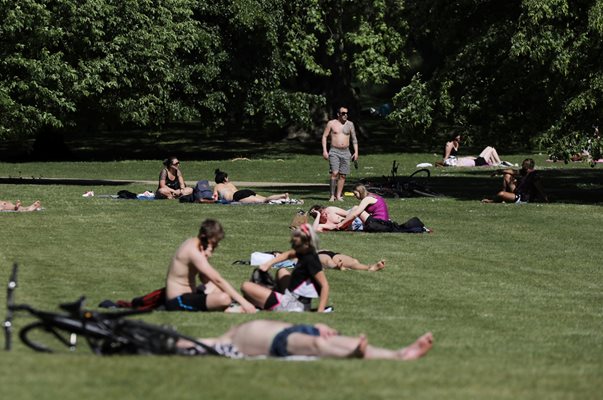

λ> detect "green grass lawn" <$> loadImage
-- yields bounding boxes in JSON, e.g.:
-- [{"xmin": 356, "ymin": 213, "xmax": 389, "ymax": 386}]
[{"xmin": 0, "ymin": 154, "xmax": 601, "ymax": 400}]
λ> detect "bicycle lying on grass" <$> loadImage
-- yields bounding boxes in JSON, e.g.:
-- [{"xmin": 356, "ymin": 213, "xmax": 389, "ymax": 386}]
[
  {"xmin": 360, "ymin": 161, "xmax": 444, "ymax": 198},
  {"xmin": 3, "ymin": 263, "xmax": 217, "ymax": 356}
]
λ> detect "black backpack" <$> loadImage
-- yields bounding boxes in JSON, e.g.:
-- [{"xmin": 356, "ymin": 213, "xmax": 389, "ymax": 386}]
[{"xmin": 117, "ymin": 190, "xmax": 138, "ymax": 199}]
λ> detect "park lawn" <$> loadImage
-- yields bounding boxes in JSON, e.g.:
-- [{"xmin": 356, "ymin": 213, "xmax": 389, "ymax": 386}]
[{"xmin": 0, "ymin": 155, "xmax": 601, "ymax": 400}]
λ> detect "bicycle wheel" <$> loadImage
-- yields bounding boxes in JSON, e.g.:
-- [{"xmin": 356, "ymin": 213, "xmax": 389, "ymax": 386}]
[
  {"xmin": 411, "ymin": 186, "xmax": 443, "ymax": 198},
  {"xmin": 366, "ymin": 186, "xmax": 398, "ymax": 198},
  {"xmin": 406, "ymin": 169, "xmax": 444, "ymax": 198},
  {"xmin": 19, "ymin": 322, "xmax": 80, "ymax": 353}
]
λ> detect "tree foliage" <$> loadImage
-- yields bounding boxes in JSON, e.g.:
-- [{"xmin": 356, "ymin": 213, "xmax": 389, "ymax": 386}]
[
  {"xmin": 1, "ymin": 0, "xmax": 602, "ymax": 158},
  {"xmin": 390, "ymin": 0, "xmax": 603, "ymax": 154}
]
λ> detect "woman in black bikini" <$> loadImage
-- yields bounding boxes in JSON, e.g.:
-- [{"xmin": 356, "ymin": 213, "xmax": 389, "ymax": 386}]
[
  {"xmin": 438, "ymin": 134, "xmax": 504, "ymax": 167},
  {"xmin": 155, "ymin": 156, "xmax": 193, "ymax": 199},
  {"xmin": 213, "ymin": 169, "xmax": 290, "ymax": 203}
]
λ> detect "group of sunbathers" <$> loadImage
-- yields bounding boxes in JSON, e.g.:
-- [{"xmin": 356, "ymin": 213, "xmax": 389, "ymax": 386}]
[
  {"xmin": 151, "ymin": 218, "xmax": 431, "ymax": 360},
  {"xmin": 155, "ymin": 157, "xmax": 291, "ymax": 204},
  {"xmin": 432, "ymin": 134, "xmax": 548, "ymax": 203}
]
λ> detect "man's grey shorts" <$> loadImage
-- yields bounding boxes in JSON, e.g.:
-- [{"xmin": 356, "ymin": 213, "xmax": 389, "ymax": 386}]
[{"xmin": 329, "ymin": 147, "xmax": 351, "ymax": 175}]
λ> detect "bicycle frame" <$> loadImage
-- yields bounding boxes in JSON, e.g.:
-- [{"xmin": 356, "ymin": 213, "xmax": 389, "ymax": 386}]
[
  {"xmin": 4, "ymin": 263, "xmax": 218, "ymax": 356},
  {"xmin": 360, "ymin": 160, "xmax": 439, "ymax": 198}
]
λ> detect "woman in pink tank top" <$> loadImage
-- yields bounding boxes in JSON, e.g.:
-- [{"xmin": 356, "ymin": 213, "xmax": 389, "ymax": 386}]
[{"xmin": 336, "ymin": 184, "xmax": 391, "ymax": 230}]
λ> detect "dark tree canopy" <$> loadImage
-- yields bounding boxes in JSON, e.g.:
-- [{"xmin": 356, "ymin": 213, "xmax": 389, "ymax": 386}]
[{"xmin": 1, "ymin": 0, "xmax": 601, "ymax": 159}]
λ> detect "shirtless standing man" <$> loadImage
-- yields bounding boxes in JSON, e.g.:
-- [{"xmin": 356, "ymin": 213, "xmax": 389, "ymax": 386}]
[
  {"xmin": 322, "ymin": 106, "xmax": 359, "ymax": 202},
  {"xmin": 165, "ymin": 219, "xmax": 257, "ymax": 313}
]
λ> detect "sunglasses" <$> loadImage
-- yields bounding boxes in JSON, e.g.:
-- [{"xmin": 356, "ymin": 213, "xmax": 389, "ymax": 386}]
[
  {"xmin": 172, "ymin": 162, "xmax": 180, "ymax": 166},
  {"xmin": 339, "ymin": 112, "xmax": 348, "ymax": 116}
]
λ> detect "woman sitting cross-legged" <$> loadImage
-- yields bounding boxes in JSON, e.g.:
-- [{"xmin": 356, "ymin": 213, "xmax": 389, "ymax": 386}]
[
  {"xmin": 241, "ymin": 224, "xmax": 330, "ymax": 312},
  {"xmin": 155, "ymin": 156, "xmax": 193, "ymax": 199}
]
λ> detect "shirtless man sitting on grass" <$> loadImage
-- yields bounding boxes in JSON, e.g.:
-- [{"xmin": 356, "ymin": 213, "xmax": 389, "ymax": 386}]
[
  {"xmin": 165, "ymin": 219, "xmax": 257, "ymax": 313},
  {"xmin": 178, "ymin": 319, "xmax": 433, "ymax": 360}
]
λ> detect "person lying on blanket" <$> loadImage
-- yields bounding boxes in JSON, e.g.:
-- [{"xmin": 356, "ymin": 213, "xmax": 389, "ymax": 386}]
[
  {"xmin": 335, "ymin": 184, "xmax": 428, "ymax": 233},
  {"xmin": 213, "ymin": 169, "xmax": 290, "ymax": 203},
  {"xmin": 165, "ymin": 219, "xmax": 256, "ymax": 313},
  {"xmin": 257, "ymin": 248, "xmax": 385, "ymax": 272},
  {"xmin": 308, "ymin": 204, "xmax": 363, "ymax": 232},
  {"xmin": 1, "ymin": 199, "xmax": 42, "ymax": 212},
  {"xmin": 177, "ymin": 319, "xmax": 434, "ymax": 360}
]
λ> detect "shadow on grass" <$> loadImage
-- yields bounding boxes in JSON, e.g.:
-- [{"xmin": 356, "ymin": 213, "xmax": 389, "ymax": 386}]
[
  {"xmin": 352, "ymin": 168, "xmax": 603, "ymax": 205},
  {"xmin": 0, "ymin": 118, "xmax": 457, "ymax": 162}
]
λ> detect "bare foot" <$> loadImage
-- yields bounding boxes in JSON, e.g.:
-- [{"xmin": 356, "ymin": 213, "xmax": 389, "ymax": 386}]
[
  {"xmin": 368, "ymin": 260, "xmax": 386, "ymax": 272},
  {"xmin": 349, "ymin": 335, "xmax": 368, "ymax": 358},
  {"xmin": 398, "ymin": 332, "xmax": 433, "ymax": 360},
  {"xmin": 329, "ymin": 196, "xmax": 336, "ymax": 202},
  {"xmin": 481, "ymin": 198, "xmax": 494, "ymax": 203}
]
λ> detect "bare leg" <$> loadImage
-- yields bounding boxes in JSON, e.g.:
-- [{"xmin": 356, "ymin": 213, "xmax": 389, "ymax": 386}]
[
  {"xmin": 265, "ymin": 193, "xmax": 289, "ymax": 202},
  {"xmin": 288, "ymin": 331, "xmax": 433, "ymax": 360},
  {"xmin": 19, "ymin": 201, "xmax": 42, "ymax": 212},
  {"xmin": 155, "ymin": 188, "xmax": 174, "ymax": 199},
  {"xmin": 239, "ymin": 195, "xmax": 267, "ymax": 203},
  {"xmin": 332, "ymin": 254, "xmax": 385, "ymax": 272},
  {"xmin": 482, "ymin": 190, "xmax": 516, "ymax": 203},
  {"xmin": 329, "ymin": 175, "xmax": 338, "ymax": 201},
  {"xmin": 364, "ymin": 332, "xmax": 433, "ymax": 360},
  {"xmin": 205, "ymin": 292, "xmax": 233, "ymax": 311},
  {"xmin": 318, "ymin": 254, "xmax": 339, "ymax": 269},
  {"xmin": 479, "ymin": 146, "xmax": 502, "ymax": 165},
  {"xmin": 286, "ymin": 333, "xmax": 368, "ymax": 358},
  {"xmin": 502, "ymin": 169, "xmax": 516, "ymax": 192},
  {"xmin": 336, "ymin": 174, "xmax": 346, "ymax": 200},
  {"xmin": 238, "ymin": 194, "xmax": 289, "ymax": 203},
  {"xmin": 241, "ymin": 281, "xmax": 274, "ymax": 309}
]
